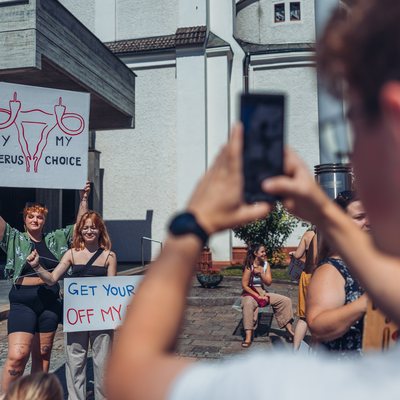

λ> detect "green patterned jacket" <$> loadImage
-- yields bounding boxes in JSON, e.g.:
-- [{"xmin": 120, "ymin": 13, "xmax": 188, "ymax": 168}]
[{"xmin": 0, "ymin": 223, "xmax": 74, "ymax": 282}]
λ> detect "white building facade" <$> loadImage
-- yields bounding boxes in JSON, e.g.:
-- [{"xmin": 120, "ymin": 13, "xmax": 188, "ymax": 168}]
[{"xmin": 58, "ymin": 0, "xmax": 320, "ymax": 264}]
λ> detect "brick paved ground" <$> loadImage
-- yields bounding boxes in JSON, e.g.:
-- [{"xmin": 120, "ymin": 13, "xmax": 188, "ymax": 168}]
[{"xmin": 0, "ymin": 275, "xmax": 301, "ymax": 399}]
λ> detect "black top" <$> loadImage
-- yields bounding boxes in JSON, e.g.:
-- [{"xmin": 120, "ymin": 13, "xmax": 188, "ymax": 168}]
[
  {"xmin": 69, "ymin": 264, "xmax": 108, "ymax": 277},
  {"xmin": 21, "ymin": 239, "xmax": 59, "ymax": 278},
  {"xmin": 68, "ymin": 248, "xmax": 108, "ymax": 278}
]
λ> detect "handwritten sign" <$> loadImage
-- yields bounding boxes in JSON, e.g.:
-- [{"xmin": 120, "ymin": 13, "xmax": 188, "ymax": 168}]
[
  {"xmin": 0, "ymin": 82, "xmax": 89, "ymax": 189},
  {"xmin": 63, "ymin": 276, "xmax": 143, "ymax": 332},
  {"xmin": 362, "ymin": 301, "xmax": 399, "ymax": 351}
]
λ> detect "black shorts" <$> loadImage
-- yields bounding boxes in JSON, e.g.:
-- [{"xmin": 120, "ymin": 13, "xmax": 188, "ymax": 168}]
[{"xmin": 8, "ymin": 284, "xmax": 62, "ymax": 335}]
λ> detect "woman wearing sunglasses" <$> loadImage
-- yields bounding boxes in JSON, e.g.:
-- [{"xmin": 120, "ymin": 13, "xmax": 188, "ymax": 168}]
[
  {"xmin": 27, "ymin": 211, "xmax": 117, "ymax": 400},
  {"xmin": 0, "ymin": 183, "xmax": 90, "ymax": 394}
]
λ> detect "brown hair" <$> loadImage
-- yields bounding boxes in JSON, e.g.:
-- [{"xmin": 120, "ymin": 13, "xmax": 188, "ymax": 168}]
[
  {"xmin": 243, "ymin": 243, "xmax": 265, "ymax": 271},
  {"xmin": 317, "ymin": 0, "xmax": 400, "ymax": 118},
  {"xmin": 23, "ymin": 203, "xmax": 48, "ymax": 220},
  {"xmin": 5, "ymin": 372, "xmax": 63, "ymax": 400},
  {"xmin": 73, "ymin": 211, "xmax": 112, "ymax": 250}
]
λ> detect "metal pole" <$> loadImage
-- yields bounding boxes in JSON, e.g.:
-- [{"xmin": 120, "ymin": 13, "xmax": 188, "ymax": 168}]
[{"xmin": 315, "ymin": 0, "xmax": 345, "ymax": 164}]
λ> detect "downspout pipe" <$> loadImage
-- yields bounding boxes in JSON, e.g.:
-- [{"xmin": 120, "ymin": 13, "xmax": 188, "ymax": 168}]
[{"xmin": 243, "ymin": 52, "xmax": 250, "ymax": 93}]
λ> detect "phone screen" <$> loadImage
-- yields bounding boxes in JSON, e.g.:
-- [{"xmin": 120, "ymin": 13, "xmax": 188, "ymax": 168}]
[{"xmin": 241, "ymin": 93, "xmax": 285, "ymax": 203}]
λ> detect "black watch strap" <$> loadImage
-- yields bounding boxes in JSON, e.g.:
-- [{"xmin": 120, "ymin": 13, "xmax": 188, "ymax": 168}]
[{"xmin": 168, "ymin": 212, "xmax": 209, "ymax": 245}]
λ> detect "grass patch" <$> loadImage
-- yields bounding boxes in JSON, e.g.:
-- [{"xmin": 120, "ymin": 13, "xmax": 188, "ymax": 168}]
[{"xmin": 221, "ymin": 265, "xmax": 291, "ymax": 281}]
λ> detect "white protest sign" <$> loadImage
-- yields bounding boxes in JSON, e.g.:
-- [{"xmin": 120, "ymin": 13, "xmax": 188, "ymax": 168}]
[
  {"xmin": 63, "ymin": 276, "xmax": 143, "ymax": 332},
  {"xmin": 0, "ymin": 82, "xmax": 90, "ymax": 189}
]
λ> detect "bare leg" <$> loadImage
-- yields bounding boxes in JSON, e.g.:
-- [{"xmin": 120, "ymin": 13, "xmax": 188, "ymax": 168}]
[
  {"xmin": 244, "ymin": 329, "xmax": 253, "ymax": 344},
  {"xmin": 30, "ymin": 331, "xmax": 56, "ymax": 373},
  {"xmin": 285, "ymin": 321, "xmax": 295, "ymax": 337},
  {"xmin": 1, "ymin": 332, "xmax": 34, "ymax": 393},
  {"xmin": 293, "ymin": 318, "xmax": 308, "ymax": 350}
]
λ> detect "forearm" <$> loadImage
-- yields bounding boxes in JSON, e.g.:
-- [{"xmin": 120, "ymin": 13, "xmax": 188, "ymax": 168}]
[
  {"xmin": 242, "ymin": 284, "xmax": 261, "ymax": 298},
  {"xmin": 292, "ymin": 241, "xmax": 306, "ymax": 259},
  {"xmin": 76, "ymin": 196, "xmax": 88, "ymax": 224},
  {"xmin": 260, "ymin": 272, "xmax": 272, "ymax": 286},
  {"xmin": 307, "ymin": 297, "xmax": 366, "ymax": 342},
  {"xmin": 32, "ymin": 265, "xmax": 57, "ymax": 286},
  {"xmin": 109, "ymin": 235, "xmax": 201, "ymax": 364}
]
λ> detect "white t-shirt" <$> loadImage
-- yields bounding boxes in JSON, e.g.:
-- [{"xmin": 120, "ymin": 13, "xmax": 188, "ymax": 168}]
[{"xmin": 169, "ymin": 347, "xmax": 400, "ymax": 400}]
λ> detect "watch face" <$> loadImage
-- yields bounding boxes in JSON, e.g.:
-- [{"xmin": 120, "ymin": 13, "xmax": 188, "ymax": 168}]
[
  {"xmin": 170, "ymin": 213, "xmax": 196, "ymax": 235},
  {"xmin": 169, "ymin": 212, "xmax": 208, "ymax": 244}
]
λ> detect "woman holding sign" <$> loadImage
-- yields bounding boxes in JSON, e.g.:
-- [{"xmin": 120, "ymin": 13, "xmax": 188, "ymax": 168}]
[
  {"xmin": 27, "ymin": 210, "xmax": 117, "ymax": 400},
  {"xmin": 0, "ymin": 183, "xmax": 90, "ymax": 395}
]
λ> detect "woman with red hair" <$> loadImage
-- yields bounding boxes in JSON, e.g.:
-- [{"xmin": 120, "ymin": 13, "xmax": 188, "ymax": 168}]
[
  {"xmin": 27, "ymin": 210, "xmax": 117, "ymax": 400},
  {"xmin": 0, "ymin": 183, "xmax": 90, "ymax": 395}
]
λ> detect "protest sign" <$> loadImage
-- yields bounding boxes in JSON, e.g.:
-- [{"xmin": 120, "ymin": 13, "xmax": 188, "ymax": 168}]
[
  {"xmin": 63, "ymin": 276, "xmax": 143, "ymax": 332},
  {"xmin": 0, "ymin": 82, "xmax": 89, "ymax": 189},
  {"xmin": 362, "ymin": 301, "xmax": 399, "ymax": 351}
]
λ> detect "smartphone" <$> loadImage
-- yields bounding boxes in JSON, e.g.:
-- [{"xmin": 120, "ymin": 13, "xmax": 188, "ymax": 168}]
[{"xmin": 241, "ymin": 93, "xmax": 285, "ymax": 203}]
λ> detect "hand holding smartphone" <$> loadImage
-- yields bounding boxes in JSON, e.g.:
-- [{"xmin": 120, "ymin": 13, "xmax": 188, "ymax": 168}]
[{"xmin": 240, "ymin": 93, "xmax": 285, "ymax": 203}]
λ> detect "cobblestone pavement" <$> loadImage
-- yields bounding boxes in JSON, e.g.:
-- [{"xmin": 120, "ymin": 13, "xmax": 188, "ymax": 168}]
[{"xmin": 0, "ymin": 275, "xmax": 300, "ymax": 398}]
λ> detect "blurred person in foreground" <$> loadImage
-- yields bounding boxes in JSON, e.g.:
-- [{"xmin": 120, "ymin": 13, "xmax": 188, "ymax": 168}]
[
  {"xmin": 5, "ymin": 372, "xmax": 63, "ymax": 400},
  {"xmin": 106, "ymin": 1, "xmax": 400, "ymax": 399}
]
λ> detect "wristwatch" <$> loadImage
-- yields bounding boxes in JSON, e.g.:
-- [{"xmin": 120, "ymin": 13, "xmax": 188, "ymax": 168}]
[{"xmin": 168, "ymin": 212, "xmax": 209, "ymax": 245}]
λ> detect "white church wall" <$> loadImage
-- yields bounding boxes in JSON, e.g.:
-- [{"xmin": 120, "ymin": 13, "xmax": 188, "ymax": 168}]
[
  {"xmin": 206, "ymin": 52, "xmax": 232, "ymax": 262},
  {"xmin": 251, "ymin": 61, "xmax": 319, "ymax": 246},
  {"xmin": 179, "ymin": 0, "xmax": 208, "ymax": 27},
  {"xmin": 116, "ymin": 0, "xmax": 179, "ymax": 40},
  {"xmin": 96, "ymin": 67, "xmax": 178, "ymax": 262},
  {"xmin": 236, "ymin": 0, "xmax": 315, "ymax": 45}
]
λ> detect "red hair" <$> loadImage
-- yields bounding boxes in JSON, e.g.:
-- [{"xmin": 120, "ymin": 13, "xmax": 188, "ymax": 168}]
[
  {"xmin": 23, "ymin": 203, "xmax": 48, "ymax": 220},
  {"xmin": 73, "ymin": 211, "xmax": 111, "ymax": 251}
]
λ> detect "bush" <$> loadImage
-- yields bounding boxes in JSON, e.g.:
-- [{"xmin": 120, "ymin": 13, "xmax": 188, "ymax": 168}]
[{"xmin": 233, "ymin": 203, "xmax": 298, "ymax": 266}]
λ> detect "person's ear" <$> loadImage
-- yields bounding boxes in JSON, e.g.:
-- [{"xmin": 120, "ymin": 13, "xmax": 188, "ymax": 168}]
[{"xmin": 380, "ymin": 81, "xmax": 400, "ymax": 135}]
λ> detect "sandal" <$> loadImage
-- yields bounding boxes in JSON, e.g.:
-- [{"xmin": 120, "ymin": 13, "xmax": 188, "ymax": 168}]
[{"xmin": 241, "ymin": 341, "xmax": 252, "ymax": 348}]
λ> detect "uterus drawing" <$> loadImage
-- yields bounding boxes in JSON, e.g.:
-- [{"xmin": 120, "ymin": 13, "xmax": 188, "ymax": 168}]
[{"xmin": 0, "ymin": 92, "xmax": 85, "ymax": 173}]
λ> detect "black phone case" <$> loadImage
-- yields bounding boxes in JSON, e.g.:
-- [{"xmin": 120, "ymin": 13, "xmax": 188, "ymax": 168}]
[{"xmin": 241, "ymin": 93, "xmax": 285, "ymax": 203}]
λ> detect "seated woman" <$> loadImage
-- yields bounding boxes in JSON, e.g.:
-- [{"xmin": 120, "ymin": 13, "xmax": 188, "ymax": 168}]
[
  {"xmin": 306, "ymin": 191, "xmax": 369, "ymax": 358},
  {"xmin": 27, "ymin": 211, "xmax": 117, "ymax": 400},
  {"xmin": 241, "ymin": 243, "xmax": 294, "ymax": 348}
]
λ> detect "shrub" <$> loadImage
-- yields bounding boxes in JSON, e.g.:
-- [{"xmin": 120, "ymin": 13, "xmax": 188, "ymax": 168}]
[{"xmin": 233, "ymin": 203, "xmax": 298, "ymax": 266}]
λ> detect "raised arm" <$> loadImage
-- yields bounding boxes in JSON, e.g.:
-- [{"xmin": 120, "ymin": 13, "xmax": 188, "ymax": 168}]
[
  {"xmin": 76, "ymin": 181, "xmax": 91, "ymax": 225},
  {"xmin": 26, "ymin": 249, "xmax": 73, "ymax": 286},
  {"xmin": 106, "ymin": 124, "xmax": 271, "ymax": 400},
  {"xmin": 0, "ymin": 216, "xmax": 6, "ymax": 242},
  {"xmin": 290, "ymin": 231, "xmax": 314, "ymax": 260},
  {"xmin": 306, "ymin": 264, "xmax": 368, "ymax": 342},
  {"xmin": 260, "ymin": 262, "xmax": 272, "ymax": 287}
]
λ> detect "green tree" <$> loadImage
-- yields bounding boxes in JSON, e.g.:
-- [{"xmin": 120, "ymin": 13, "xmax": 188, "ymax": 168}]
[{"xmin": 233, "ymin": 203, "xmax": 298, "ymax": 266}]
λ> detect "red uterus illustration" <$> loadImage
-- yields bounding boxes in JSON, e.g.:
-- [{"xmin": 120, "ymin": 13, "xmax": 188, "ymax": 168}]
[{"xmin": 0, "ymin": 92, "xmax": 85, "ymax": 172}]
